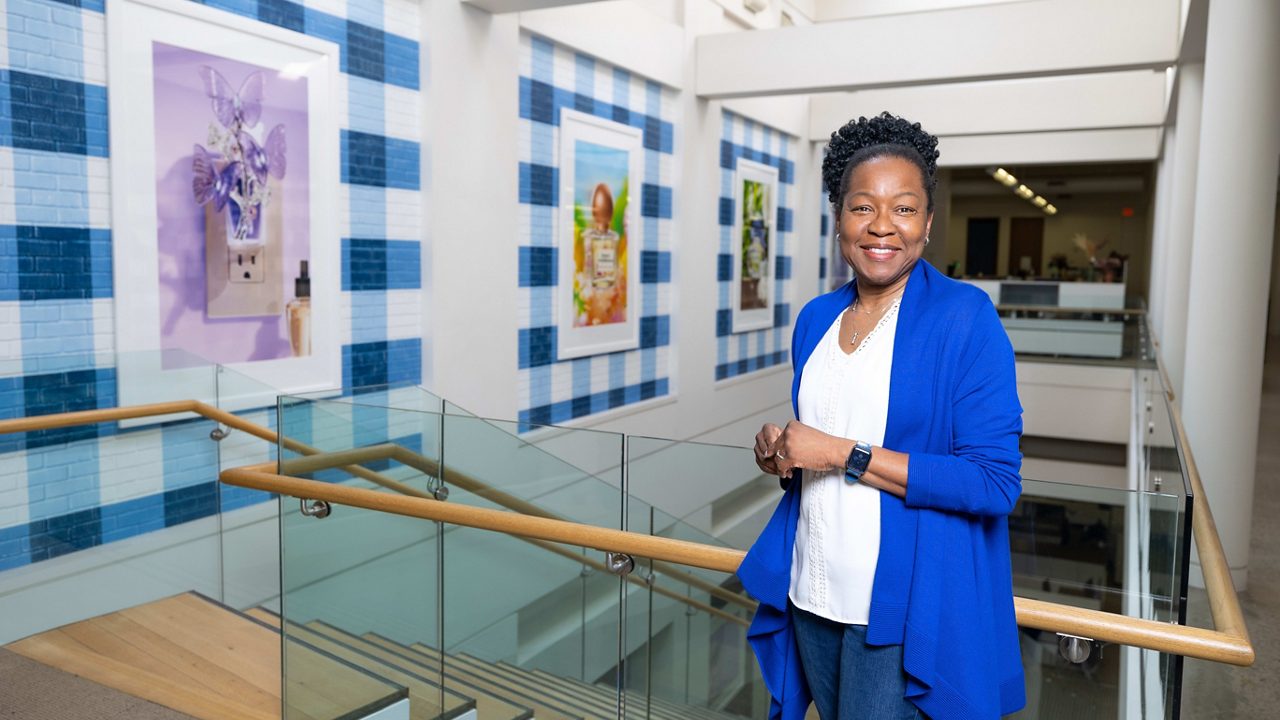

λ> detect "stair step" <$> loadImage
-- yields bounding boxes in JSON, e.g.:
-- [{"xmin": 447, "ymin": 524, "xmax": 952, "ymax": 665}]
[
  {"xmin": 356, "ymin": 631, "xmax": 595, "ymax": 720},
  {"xmin": 408, "ymin": 643, "xmax": 622, "ymax": 720},
  {"xmin": 517, "ymin": 666, "xmax": 686, "ymax": 720},
  {"xmin": 465, "ymin": 657, "xmax": 621, "ymax": 719},
  {"xmin": 5, "ymin": 592, "xmax": 406, "ymax": 720},
  {"xmin": 275, "ymin": 618, "xmax": 478, "ymax": 720},
  {"xmin": 304, "ymin": 621, "xmax": 559, "ymax": 720}
]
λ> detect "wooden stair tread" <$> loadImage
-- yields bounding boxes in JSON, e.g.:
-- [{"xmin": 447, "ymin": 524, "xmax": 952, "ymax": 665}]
[
  {"xmin": 300, "ymin": 621, "xmax": 543, "ymax": 720},
  {"xmin": 4, "ymin": 592, "xmax": 405, "ymax": 720},
  {"xmin": 276, "ymin": 621, "xmax": 476, "ymax": 720},
  {"xmin": 517, "ymin": 666, "xmax": 687, "ymax": 720},
  {"xmin": 472, "ymin": 659, "xmax": 620, "ymax": 718},
  {"xmin": 402, "ymin": 642, "xmax": 613, "ymax": 720},
  {"xmin": 245, "ymin": 607, "xmax": 281, "ymax": 629},
  {"xmin": 515, "ymin": 661, "xmax": 737, "ymax": 720},
  {"xmin": 354, "ymin": 632, "xmax": 590, "ymax": 720}
]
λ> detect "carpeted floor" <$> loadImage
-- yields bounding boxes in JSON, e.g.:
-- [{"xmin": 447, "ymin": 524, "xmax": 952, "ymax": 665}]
[{"xmin": 0, "ymin": 648, "xmax": 198, "ymax": 720}]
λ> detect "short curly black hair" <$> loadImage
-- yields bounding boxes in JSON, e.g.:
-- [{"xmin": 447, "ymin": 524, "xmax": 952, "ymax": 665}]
[{"xmin": 822, "ymin": 112, "xmax": 940, "ymax": 212}]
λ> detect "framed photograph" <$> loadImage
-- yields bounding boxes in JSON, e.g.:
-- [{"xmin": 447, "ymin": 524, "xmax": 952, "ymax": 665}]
[
  {"xmin": 107, "ymin": 0, "xmax": 340, "ymax": 412},
  {"xmin": 731, "ymin": 159, "xmax": 780, "ymax": 333},
  {"xmin": 556, "ymin": 109, "xmax": 644, "ymax": 360}
]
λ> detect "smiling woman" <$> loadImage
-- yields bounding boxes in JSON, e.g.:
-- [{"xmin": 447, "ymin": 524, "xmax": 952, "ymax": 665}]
[{"xmin": 739, "ymin": 113, "xmax": 1027, "ymax": 720}]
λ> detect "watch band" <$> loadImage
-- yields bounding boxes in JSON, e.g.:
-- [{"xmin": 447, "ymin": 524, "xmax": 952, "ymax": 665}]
[{"xmin": 844, "ymin": 441, "xmax": 873, "ymax": 484}]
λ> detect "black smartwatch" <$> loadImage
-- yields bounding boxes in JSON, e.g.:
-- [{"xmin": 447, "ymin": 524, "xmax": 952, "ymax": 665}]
[{"xmin": 844, "ymin": 441, "xmax": 872, "ymax": 484}]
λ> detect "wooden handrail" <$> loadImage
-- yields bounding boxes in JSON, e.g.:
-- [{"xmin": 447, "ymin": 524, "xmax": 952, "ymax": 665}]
[
  {"xmin": 0, "ymin": 401, "xmax": 751, "ymax": 625},
  {"xmin": 1, "ymin": 388, "xmax": 1254, "ymax": 666},
  {"xmin": 1148, "ymin": 329, "xmax": 1253, "ymax": 660},
  {"xmin": 221, "ymin": 463, "xmax": 1255, "ymax": 665},
  {"xmin": 280, "ymin": 444, "xmax": 754, "ymax": 622}
]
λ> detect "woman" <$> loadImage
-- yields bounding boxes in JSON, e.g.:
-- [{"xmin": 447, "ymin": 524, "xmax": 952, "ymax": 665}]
[{"xmin": 738, "ymin": 113, "xmax": 1025, "ymax": 720}]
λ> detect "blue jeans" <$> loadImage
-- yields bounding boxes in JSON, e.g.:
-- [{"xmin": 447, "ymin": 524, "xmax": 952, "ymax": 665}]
[{"xmin": 791, "ymin": 604, "xmax": 924, "ymax": 720}]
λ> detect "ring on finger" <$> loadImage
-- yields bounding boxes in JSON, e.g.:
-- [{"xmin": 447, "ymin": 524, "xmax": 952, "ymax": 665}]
[{"xmin": 775, "ymin": 451, "xmax": 786, "ymax": 461}]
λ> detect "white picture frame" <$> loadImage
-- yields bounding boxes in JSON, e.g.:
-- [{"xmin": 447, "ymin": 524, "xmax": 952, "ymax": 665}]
[
  {"xmin": 106, "ymin": 0, "xmax": 341, "ymax": 416},
  {"xmin": 556, "ymin": 109, "xmax": 644, "ymax": 360},
  {"xmin": 730, "ymin": 158, "xmax": 780, "ymax": 333}
]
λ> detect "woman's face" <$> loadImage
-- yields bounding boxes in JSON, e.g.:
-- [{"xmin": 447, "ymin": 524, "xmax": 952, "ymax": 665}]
[{"xmin": 837, "ymin": 155, "xmax": 933, "ymax": 292}]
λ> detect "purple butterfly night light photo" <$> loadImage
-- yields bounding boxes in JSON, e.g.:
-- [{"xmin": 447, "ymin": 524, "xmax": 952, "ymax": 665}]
[{"xmin": 190, "ymin": 66, "xmax": 287, "ymax": 243}]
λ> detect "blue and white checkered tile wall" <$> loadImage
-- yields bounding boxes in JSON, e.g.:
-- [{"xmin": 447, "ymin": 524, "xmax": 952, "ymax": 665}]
[
  {"xmin": 821, "ymin": 179, "xmax": 853, "ymax": 292},
  {"xmin": 516, "ymin": 33, "xmax": 676, "ymax": 428},
  {"xmin": 0, "ymin": 0, "xmax": 424, "ymax": 572},
  {"xmin": 716, "ymin": 111, "xmax": 796, "ymax": 382},
  {"xmin": 819, "ymin": 180, "xmax": 830, "ymax": 294}
]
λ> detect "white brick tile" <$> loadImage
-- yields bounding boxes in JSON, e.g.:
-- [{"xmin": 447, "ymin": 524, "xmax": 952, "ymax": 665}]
[
  {"xmin": 80, "ymin": 10, "xmax": 107, "ymax": 86},
  {"xmin": 385, "ymin": 187, "xmax": 421, "ymax": 241},
  {"xmin": 384, "ymin": 84, "xmax": 420, "ymax": 144},
  {"xmin": 303, "ymin": 0, "xmax": 347, "ymax": 19},
  {"xmin": 97, "ymin": 430, "xmax": 164, "ymax": 504}
]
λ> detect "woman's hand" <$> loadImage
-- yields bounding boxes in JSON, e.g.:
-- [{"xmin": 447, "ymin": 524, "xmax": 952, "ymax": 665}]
[
  {"xmin": 754, "ymin": 423, "xmax": 784, "ymax": 476},
  {"xmin": 769, "ymin": 421, "xmax": 851, "ymax": 479}
]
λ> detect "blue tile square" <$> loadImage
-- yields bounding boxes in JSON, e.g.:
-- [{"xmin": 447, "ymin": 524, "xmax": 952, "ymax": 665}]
[
  {"xmin": 640, "ymin": 250, "xmax": 670, "ymax": 284},
  {"xmin": 519, "ymin": 163, "xmax": 558, "ymax": 207},
  {"xmin": 343, "ymin": 238, "xmax": 385, "ymax": 291},
  {"xmin": 346, "ymin": 21, "xmax": 386, "ymax": 84},
  {"xmin": 384, "ymin": 137, "xmax": 420, "ymax": 190},
  {"xmin": 163, "ymin": 482, "xmax": 218, "ymax": 527},
  {"xmin": 384, "ymin": 240, "xmax": 421, "ymax": 290},
  {"xmin": 519, "ymin": 246, "xmax": 557, "ymax": 287},
  {"xmin": 777, "ymin": 207, "xmax": 794, "ymax": 233},
  {"xmin": 258, "ymin": 0, "xmax": 305, "ymax": 32},
  {"xmin": 29, "ymin": 507, "xmax": 102, "ymax": 562},
  {"xmin": 717, "ymin": 253, "xmax": 732, "ymax": 282},
  {"xmin": 383, "ymin": 33, "xmax": 420, "ymax": 90},
  {"xmin": 716, "ymin": 309, "xmax": 731, "ymax": 337},
  {"xmin": 2, "ymin": 70, "xmax": 96, "ymax": 156},
  {"xmin": 343, "ymin": 130, "xmax": 386, "ymax": 187},
  {"xmin": 774, "ymin": 302, "xmax": 791, "ymax": 328},
  {"xmin": 720, "ymin": 140, "xmax": 736, "ymax": 170},
  {"xmin": 522, "ymin": 78, "xmax": 554, "ymax": 125},
  {"xmin": 775, "ymin": 255, "xmax": 792, "ymax": 281},
  {"xmin": 640, "ymin": 184, "xmax": 672, "ymax": 219},
  {"xmin": 718, "ymin": 197, "xmax": 734, "ymax": 227},
  {"xmin": 518, "ymin": 326, "xmax": 556, "ymax": 369}
]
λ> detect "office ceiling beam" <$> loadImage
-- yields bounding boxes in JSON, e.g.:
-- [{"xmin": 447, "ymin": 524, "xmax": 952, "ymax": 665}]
[
  {"xmin": 696, "ymin": 0, "xmax": 1179, "ymax": 98},
  {"xmin": 809, "ymin": 70, "xmax": 1169, "ymax": 141},
  {"xmin": 461, "ymin": 0, "xmax": 603, "ymax": 14},
  {"xmin": 937, "ymin": 128, "xmax": 1162, "ymax": 167}
]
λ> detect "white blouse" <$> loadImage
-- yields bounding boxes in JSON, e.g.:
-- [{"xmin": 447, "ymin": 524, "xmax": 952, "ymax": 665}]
[{"xmin": 789, "ymin": 297, "xmax": 900, "ymax": 625}]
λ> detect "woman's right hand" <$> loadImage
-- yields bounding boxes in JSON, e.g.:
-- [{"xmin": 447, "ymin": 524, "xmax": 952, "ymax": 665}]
[{"xmin": 754, "ymin": 423, "xmax": 784, "ymax": 477}]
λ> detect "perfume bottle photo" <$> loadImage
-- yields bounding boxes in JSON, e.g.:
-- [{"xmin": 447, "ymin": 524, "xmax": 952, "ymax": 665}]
[
  {"xmin": 287, "ymin": 259, "xmax": 311, "ymax": 357},
  {"xmin": 582, "ymin": 183, "xmax": 619, "ymax": 290}
]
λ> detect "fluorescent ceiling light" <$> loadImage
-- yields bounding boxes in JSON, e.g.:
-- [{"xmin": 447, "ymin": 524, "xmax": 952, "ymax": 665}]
[{"xmin": 1032, "ymin": 196, "xmax": 1048, "ymax": 208}]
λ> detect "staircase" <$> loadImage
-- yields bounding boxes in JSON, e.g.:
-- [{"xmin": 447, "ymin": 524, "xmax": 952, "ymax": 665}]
[{"xmin": 4, "ymin": 592, "xmax": 750, "ymax": 720}]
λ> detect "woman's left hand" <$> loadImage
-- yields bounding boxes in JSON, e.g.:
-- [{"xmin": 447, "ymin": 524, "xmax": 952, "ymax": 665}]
[{"xmin": 768, "ymin": 421, "xmax": 848, "ymax": 479}]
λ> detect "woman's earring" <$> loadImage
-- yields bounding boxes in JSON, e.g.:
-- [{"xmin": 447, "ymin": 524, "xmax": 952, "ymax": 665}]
[{"xmin": 924, "ymin": 236, "xmax": 931, "ymax": 246}]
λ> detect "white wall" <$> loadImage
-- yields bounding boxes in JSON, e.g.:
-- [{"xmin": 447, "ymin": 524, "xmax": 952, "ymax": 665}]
[{"xmin": 425, "ymin": 0, "xmax": 815, "ymax": 446}]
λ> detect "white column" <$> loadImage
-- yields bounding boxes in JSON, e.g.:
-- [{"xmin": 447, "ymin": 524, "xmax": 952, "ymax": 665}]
[
  {"xmin": 1158, "ymin": 63, "xmax": 1203, "ymax": 396},
  {"xmin": 1147, "ymin": 125, "xmax": 1175, "ymax": 333},
  {"xmin": 1181, "ymin": 1, "xmax": 1280, "ymax": 591}
]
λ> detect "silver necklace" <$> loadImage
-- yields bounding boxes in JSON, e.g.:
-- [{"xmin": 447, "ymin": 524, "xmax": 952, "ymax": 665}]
[{"xmin": 845, "ymin": 294, "xmax": 900, "ymax": 347}]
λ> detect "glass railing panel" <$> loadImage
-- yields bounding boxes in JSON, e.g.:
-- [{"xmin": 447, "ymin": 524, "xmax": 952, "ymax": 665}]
[
  {"xmin": 0, "ymin": 350, "xmax": 227, "ymax": 644},
  {"xmin": 1011, "ymin": 475, "xmax": 1187, "ymax": 719},
  {"xmin": 438, "ymin": 415, "xmax": 625, "ymax": 718},
  {"xmin": 278, "ymin": 396, "xmax": 458, "ymax": 720},
  {"xmin": 213, "ymin": 363, "xmax": 288, "ymax": 611},
  {"xmin": 995, "ymin": 308, "xmax": 1151, "ymax": 365},
  {"xmin": 625, "ymin": 436, "xmax": 767, "ymax": 719}
]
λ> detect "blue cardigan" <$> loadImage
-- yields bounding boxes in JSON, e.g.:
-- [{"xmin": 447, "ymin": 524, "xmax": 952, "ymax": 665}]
[{"xmin": 738, "ymin": 260, "xmax": 1026, "ymax": 720}]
